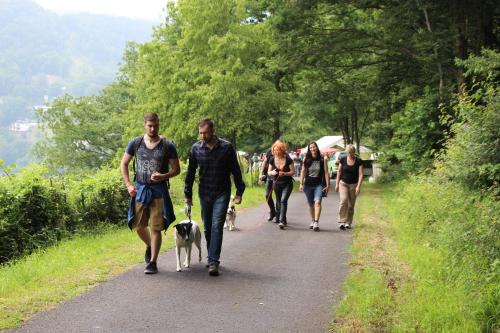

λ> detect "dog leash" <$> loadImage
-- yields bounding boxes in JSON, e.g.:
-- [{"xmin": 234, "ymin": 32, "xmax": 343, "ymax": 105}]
[
  {"xmin": 237, "ymin": 172, "xmax": 282, "ymax": 232},
  {"xmin": 184, "ymin": 203, "xmax": 192, "ymax": 223}
]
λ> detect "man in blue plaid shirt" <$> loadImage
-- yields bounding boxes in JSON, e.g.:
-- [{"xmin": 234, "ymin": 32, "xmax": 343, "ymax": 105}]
[{"xmin": 184, "ymin": 119, "xmax": 245, "ymax": 276}]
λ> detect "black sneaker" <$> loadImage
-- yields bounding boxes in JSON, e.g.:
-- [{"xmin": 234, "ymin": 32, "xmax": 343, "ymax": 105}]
[
  {"xmin": 144, "ymin": 261, "xmax": 158, "ymax": 274},
  {"xmin": 208, "ymin": 263, "xmax": 219, "ymax": 276},
  {"xmin": 339, "ymin": 224, "xmax": 346, "ymax": 230},
  {"xmin": 267, "ymin": 212, "xmax": 276, "ymax": 221},
  {"xmin": 145, "ymin": 246, "xmax": 152, "ymax": 264}
]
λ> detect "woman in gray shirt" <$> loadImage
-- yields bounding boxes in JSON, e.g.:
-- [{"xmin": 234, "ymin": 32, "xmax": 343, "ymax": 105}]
[{"xmin": 299, "ymin": 141, "xmax": 330, "ymax": 231}]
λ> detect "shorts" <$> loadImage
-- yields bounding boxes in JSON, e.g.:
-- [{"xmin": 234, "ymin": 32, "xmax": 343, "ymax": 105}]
[
  {"xmin": 303, "ymin": 184, "xmax": 323, "ymax": 205},
  {"xmin": 131, "ymin": 198, "xmax": 164, "ymax": 231}
]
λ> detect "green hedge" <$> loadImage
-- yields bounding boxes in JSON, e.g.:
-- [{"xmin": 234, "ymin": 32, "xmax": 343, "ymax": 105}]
[
  {"xmin": 65, "ymin": 169, "xmax": 128, "ymax": 229},
  {"xmin": 0, "ymin": 166, "xmax": 128, "ymax": 264}
]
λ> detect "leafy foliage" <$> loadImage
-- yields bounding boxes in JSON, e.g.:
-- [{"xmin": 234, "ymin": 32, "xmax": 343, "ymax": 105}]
[
  {"xmin": 0, "ymin": 166, "xmax": 128, "ymax": 264},
  {"xmin": 0, "ymin": 165, "xmax": 70, "ymax": 262},
  {"xmin": 435, "ymin": 49, "xmax": 500, "ymax": 194},
  {"xmin": 119, "ymin": 0, "xmax": 287, "ymax": 156},
  {"xmin": 35, "ymin": 80, "xmax": 130, "ymax": 171},
  {"xmin": 388, "ymin": 91, "xmax": 444, "ymax": 171},
  {"xmin": 65, "ymin": 169, "xmax": 129, "ymax": 228}
]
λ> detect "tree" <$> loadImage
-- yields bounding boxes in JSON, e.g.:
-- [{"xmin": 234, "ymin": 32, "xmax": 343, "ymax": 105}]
[
  {"xmin": 35, "ymin": 81, "xmax": 130, "ymax": 171},
  {"xmin": 263, "ymin": 0, "xmax": 498, "ymax": 171},
  {"xmin": 121, "ymin": 0, "xmax": 289, "ymax": 155}
]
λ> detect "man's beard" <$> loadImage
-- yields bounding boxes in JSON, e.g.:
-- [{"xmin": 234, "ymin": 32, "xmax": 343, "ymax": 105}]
[{"xmin": 147, "ymin": 133, "xmax": 159, "ymax": 138}]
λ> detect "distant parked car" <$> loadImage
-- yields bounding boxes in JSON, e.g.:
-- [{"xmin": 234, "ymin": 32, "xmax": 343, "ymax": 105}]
[
  {"xmin": 328, "ymin": 151, "xmax": 373, "ymax": 179},
  {"xmin": 328, "ymin": 151, "xmax": 346, "ymax": 179}
]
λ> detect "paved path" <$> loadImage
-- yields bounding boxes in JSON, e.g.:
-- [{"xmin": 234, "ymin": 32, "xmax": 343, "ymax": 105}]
[{"xmin": 10, "ymin": 192, "xmax": 351, "ymax": 333}]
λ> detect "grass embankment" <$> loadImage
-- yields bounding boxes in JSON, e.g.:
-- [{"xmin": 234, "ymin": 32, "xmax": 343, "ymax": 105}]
[
  {"xmin": 330, "ymin": 181, "xmax": 499, "ymax": 332},
  {"xmin": 0, "ymin": 185, "xmax": 265, "ymax": 331}
]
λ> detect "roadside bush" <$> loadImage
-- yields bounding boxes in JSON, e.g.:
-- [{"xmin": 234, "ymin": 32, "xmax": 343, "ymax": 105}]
[
  {"xmin": 388, "ymin": 176, "xmax": 499, "ymax": 331},
  {"xmin": 0, "ymin": 165, "xmax": 71, "ymax": 263},
  {"xmin": 66, "ymin": 169, "xmax": 128, "ymax": 229},
  {"xmin": 0, "ymin": 166, "xmax": 132, "ymax": 264},
  {"xmin": 436, "ymin": 49, "xmax": 500, "ymax": 195},
  {"xmin": 373, "ymin": 158, "xmax": 406, "ymax": 184},
  {"xmin": 387, "ymin": 90, "xmax": 444, "ymax": 173}
]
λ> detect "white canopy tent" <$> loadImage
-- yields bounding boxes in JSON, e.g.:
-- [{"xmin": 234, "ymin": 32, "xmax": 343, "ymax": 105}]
[{"xmin": 299, "ymin": 136, "xmax": 372, "ymax": 155}]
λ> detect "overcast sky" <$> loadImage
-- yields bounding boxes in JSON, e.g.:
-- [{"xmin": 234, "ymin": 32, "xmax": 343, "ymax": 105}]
[{"xmin": 33, "ymin": 0, "xmax": 167, "ymax": 22}]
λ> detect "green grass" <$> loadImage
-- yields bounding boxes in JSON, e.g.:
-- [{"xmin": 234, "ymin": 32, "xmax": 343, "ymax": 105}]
[
  {"xmin": 0, "ymin": 184, "xmax": 265, "ymax": 331},
  {"xmin": 0, "ymin": 226, "xmax": 148, "ymax": 330},
  {"xmin": 385, "ymin": 179, "xmax": 498, "ymax": 332},
  {"xmin": 330, "ymin": 181, "xmax": 499, "ymax": 332},
  {"xmin": 330, "ymin": 184, "xmax": 400, "ymax": 332}
]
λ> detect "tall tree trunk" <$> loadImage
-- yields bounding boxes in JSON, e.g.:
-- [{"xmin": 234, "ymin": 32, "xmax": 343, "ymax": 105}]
[
  {"xmin": 353, "ymin": 106, "xmax": 360, "ymax": 153},
  {"xmin": 340, "ymin": 111, "xmax": 349, "ymax": 148},
  {"xmin": 452, "ymin": 1, "xmax": 468, "ymax": 94},
  {"xmin": 273, "ymin": 112, "xmax": 281, "ymax": 141},
  {"xmin": 349, "ymin": 107, "xmax": 355, "ymax": 145},
  {"xmin": 341, "ymin": 128, "xmax": 347, "ymax": 147},
  {"xmin": 273, "ymin": 70, "xmax": 285, "ymax": 140},
  {"xmin": 419, "ymin": 1, "xmax": 444, "ymax": 98},
  {"xmin": 480, "ymin": 1, "xmax": 496, "ymax": 48}
]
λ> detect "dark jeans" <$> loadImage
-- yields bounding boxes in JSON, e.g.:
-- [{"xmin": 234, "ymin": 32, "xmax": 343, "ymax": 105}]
[
  {"xmin": 273, "ymin": 181, "xmax": 293, "ymax": 223},
  {"xmin": 199, "ymin": 192, "xmax": 231, "ymax": 265},
  {"xmin": 265, "ymin": 179, "xmax": 275, "ymax": 216}
]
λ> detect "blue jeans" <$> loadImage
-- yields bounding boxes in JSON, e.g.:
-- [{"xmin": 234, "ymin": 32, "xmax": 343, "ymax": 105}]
[
  {"xmin": 303, "ymin": 184, "xmax": 323, "ymax": 205},
  {"xmin": 199, "ymin": 192, "xmax": 231, "ymax": 265}
]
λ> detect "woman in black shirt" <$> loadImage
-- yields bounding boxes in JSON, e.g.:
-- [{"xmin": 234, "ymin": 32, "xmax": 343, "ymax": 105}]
[
  {"xmin": 267, "ymin": 140, "xmax": 295, "ymax": 230},
  {"xmin": 334, "ymin": 144, "xmax": 363, "ymax": 230}
]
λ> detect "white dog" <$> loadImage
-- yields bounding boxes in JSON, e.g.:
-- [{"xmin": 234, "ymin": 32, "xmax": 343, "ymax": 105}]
[
  {"xmin": 174, "ymin": 220, "xmax": 202, "ymax": 272},
  {"xmin": 224, "ymin": 205, "xmax": 237, "ymax": 231}
]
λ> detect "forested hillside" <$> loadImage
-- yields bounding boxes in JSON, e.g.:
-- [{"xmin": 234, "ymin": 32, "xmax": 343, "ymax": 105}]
[
  {"xmin": 0, "ymin": 0, "xmax": 153, "ymax": 126},
  {"xmin": 0, "ymin": 0, "xmax": 155, "ymax": 166}
]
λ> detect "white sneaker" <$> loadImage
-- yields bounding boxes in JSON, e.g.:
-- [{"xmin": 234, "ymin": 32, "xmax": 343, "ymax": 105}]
[
  {"xmin": 345, "ymin": 223, "xmax": 352, "ymax": 229},
  {"xmin": 339, "ymin": 223, "xmax": 346, "ymax": 230},
  {"xmin": 313, "ymin": 221, "xmax": 319, "ymax": 232},
  {"xmin": 278, "ymin": 222, "xmax": 285, "ymax": 230},
  {"xmin": 309, "ymin": 222, "xmax": 314, "ymax": 229}
]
